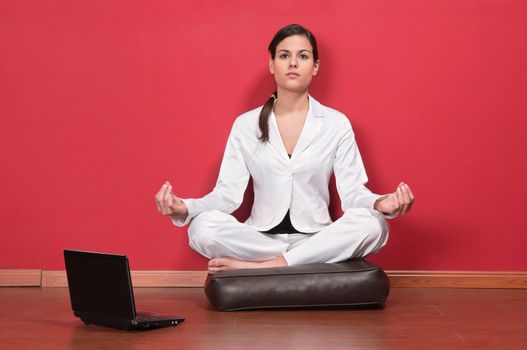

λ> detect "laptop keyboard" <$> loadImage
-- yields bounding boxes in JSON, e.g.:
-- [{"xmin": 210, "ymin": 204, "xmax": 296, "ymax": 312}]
[{"xmin": 136, "ymin": 311, "xmax": 163, "ymax": 321}]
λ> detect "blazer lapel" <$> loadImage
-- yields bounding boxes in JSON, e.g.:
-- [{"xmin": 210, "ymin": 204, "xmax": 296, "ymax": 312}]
[
  {"xmin": 268, "ymin": 112, "xmax": 290, "ymax": 161},
  {"xmin": 266, "ymin": 95, "xmax": 326, "ymax": 162},
  {"xmin": 291, "ymin": 95, "xmax": 325, "ymax": 159}
]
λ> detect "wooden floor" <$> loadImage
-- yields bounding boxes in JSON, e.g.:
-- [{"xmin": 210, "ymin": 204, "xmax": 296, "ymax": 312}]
[{"xmin": 0, "ymin": 287, "xmax": 526, "ymax": 350}]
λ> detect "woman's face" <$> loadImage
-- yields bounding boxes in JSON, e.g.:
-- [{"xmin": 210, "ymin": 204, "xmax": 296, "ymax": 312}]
[{"xmin": 269, "ymin": 34, "xmax": 320, "ymax": 93}]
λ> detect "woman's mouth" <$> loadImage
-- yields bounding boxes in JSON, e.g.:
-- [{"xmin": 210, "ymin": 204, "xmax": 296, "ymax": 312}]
[{"xmin": 286, "ymin": 72, "xmax": 300, "ymax": 78}]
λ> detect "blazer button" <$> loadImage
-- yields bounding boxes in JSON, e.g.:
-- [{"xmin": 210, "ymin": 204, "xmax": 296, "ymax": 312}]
[{"xmin": 290, "ymin": 207, "xmax": 297, "ymax": 213}]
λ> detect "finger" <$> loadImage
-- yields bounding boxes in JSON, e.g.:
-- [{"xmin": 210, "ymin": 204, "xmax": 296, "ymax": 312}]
[
  {"xmin": 401, "ymin": 184, "xmax": 411, "ymax": 214},
  {"xmin": 208, "ymin": 267, "xmax": 220, "ymax": 274},
  {"xmin": 155, "ymin": 184, "xmax": 166, "ymax": 204},
  {"xmin": 208, "ymin": 258, "xmax": 225, "ymax": 267},
  {"xmin": 155, "ymin": 182, "xmax": 169, "ymax": 207},
  {"xmin": 163, "ymin": 184, "xmax": 172, "ymax": 209},
  {"xmin": 167, "ymin": 192, "xmax": 174, "ymax": 211},
  {"xmin": 406, "ymin": 184, "xmax": 415, "ymax": 202},
  {"xmin": 400, "ymin": 183, "xmax": 411, "ymax": 215},
  {"xmin": 403, "ymin": 184, "xmax": 414, "ymax": 212},
  {"xmin": 154, "ymin": 189, "xmax": 162, "ymax": 212},
  {"xmin": 400, "ymin": 183, "xmax": 414, "ymax": 213},
  {"xmin": 395, "ymin": 186, "xmax": 404, "ymax": 217},
  {"xmin": 162, "ymin": 182, "xmax": 171, "ymax": 199},
  {"xmin": 164, "ymin": 183, "xmax": 175, "ymax": 214},
  {"xmin": 157, "ymin": 183, "xmax": 169, "ymax": 214}
]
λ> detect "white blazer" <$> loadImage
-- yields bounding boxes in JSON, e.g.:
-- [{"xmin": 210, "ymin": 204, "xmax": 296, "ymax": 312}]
[{"xmin": 173, "ymin": 95, "xmax": 389, "ymax": 232}]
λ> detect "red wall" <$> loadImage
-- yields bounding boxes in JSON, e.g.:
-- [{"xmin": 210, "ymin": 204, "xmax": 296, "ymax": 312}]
[{"xmin": 1, "ymin": 0, "xmax": 526, "ymax": 271}]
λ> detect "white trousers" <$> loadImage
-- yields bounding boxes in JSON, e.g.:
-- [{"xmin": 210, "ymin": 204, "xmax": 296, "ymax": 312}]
[{"xmin": 187, "ymin": 207, "xmax": 390, "ymax": 266}]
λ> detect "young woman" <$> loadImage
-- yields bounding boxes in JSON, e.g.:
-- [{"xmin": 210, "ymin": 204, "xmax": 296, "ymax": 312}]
[{"xmin": 155, "ymin": 24, "xmax": 414, "ymax": 274}]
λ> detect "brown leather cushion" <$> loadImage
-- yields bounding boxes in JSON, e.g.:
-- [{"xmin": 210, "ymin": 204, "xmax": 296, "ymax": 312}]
[{"xmin": 204, "ymin": 259, "xmax": 390, "ymax": 311}]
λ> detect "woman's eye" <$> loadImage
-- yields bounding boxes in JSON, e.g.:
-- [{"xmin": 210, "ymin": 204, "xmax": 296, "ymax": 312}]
[
  {"xmin": 300, "ymin": 54, "xmax": 309, "ymax": 60},
  {"xmin": 279, "ymin": 54, "xmax": 288, "ymax": 59}
]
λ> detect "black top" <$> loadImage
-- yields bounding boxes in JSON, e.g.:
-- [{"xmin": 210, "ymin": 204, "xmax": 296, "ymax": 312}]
[
  {"xmin": 261, "ymin": 210, "xmax": 304, "ymax": 234},
  {"xmin": 260, "ymin": 153, "xmax": 306, "ymax": 234}
]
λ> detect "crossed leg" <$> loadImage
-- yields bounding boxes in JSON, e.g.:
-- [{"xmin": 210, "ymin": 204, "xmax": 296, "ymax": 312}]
[{"xmin": 187, "ymin": 208, "xmax": 389, "ymax": 273}]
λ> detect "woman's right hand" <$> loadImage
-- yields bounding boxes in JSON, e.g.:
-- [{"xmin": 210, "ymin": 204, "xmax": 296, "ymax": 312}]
[{"xmin": 155, "ymin": 181, "xmax": 189, "ymax": 220}]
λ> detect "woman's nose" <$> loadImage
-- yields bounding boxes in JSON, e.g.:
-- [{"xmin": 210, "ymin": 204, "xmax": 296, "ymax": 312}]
[{"xmin": 289, "ymin": 57, "xmax": 298, "ymax": 68}]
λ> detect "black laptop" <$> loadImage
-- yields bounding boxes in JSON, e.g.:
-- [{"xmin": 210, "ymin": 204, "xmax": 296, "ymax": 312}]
[{"xmin": 64, "ymin": 249, "xmax": 185, "ymax": 330}]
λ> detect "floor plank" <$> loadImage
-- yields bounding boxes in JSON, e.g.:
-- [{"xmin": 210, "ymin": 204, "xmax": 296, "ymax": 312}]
[{"xmin": 0, "ymin": 287, "xmax": 525, "ymax": 349}]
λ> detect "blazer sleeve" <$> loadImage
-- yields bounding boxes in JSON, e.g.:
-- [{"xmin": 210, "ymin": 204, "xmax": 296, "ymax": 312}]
[
  {"xmin": 333, "ymin": 117, "xmax": 395, "ymax": 219},
  {"xmin": 171, "ymin": 118, "xmax": 251, "ymax": 227}
]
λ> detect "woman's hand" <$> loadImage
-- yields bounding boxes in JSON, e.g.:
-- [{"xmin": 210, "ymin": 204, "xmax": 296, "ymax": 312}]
[
  {"xmin": 155, "ymin": 181, "xmax": 189, "ymax": 220},
  {"xmin": 374, "ymin": 182, "xmax": 415, "ymax": 218}
]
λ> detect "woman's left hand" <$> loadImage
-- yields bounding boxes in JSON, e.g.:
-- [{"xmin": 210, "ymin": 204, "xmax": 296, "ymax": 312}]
[{"xmin": 374, "ymin": 182, "xmax": 415, "ymax": 218}]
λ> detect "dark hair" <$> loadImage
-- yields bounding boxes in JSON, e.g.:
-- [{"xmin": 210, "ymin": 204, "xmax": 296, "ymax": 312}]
[{"xmin": 258, "ymin": 24, "xmax": 319, "ymax": 142}]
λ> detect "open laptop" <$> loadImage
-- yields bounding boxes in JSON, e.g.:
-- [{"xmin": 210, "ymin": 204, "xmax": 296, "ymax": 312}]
[{"xmin": 64, "ymin": 249, "xmax": 185, "ymax": 330}]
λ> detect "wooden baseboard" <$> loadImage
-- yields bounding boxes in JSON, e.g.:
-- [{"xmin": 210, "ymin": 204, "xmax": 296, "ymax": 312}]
[
  {"xmin": 130, "ymin": 270, "xmax": 207, "ymax": 287},
  {"xmin": 2, "ymin": 269, "xmax": 527, "ymax": 289},
  {"xmin": 41, "ymin": 270, "xmax": 208, "ymax": 287},
  {"xmin": 388, "ymin": 270, "xmax": 527, "ymax": 289},
  {"xmin": 0, "ymin": 269, "xmax": 42, "ymax": 287}
]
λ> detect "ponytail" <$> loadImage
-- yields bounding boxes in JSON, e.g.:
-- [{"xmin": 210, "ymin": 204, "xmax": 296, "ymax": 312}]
[{"xmin": 258, "ymin": 91, "xmax": 277, "ymax": 142}]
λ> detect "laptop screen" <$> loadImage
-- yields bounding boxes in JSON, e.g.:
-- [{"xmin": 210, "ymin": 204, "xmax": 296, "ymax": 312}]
[{"xmin": 64, "ymin": 250, "xmax": 136, "ymax": 320}]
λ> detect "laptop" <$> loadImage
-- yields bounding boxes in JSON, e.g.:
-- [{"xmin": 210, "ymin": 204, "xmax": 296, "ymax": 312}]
[{"xmin": 64, "ymin": 249, "xmax": 185, "ymax": 330}]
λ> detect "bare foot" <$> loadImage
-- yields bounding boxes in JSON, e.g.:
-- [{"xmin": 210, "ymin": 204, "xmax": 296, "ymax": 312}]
[{"xmin": 208, "ymin": 256, "xmax": 287, "ymax": 274}]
